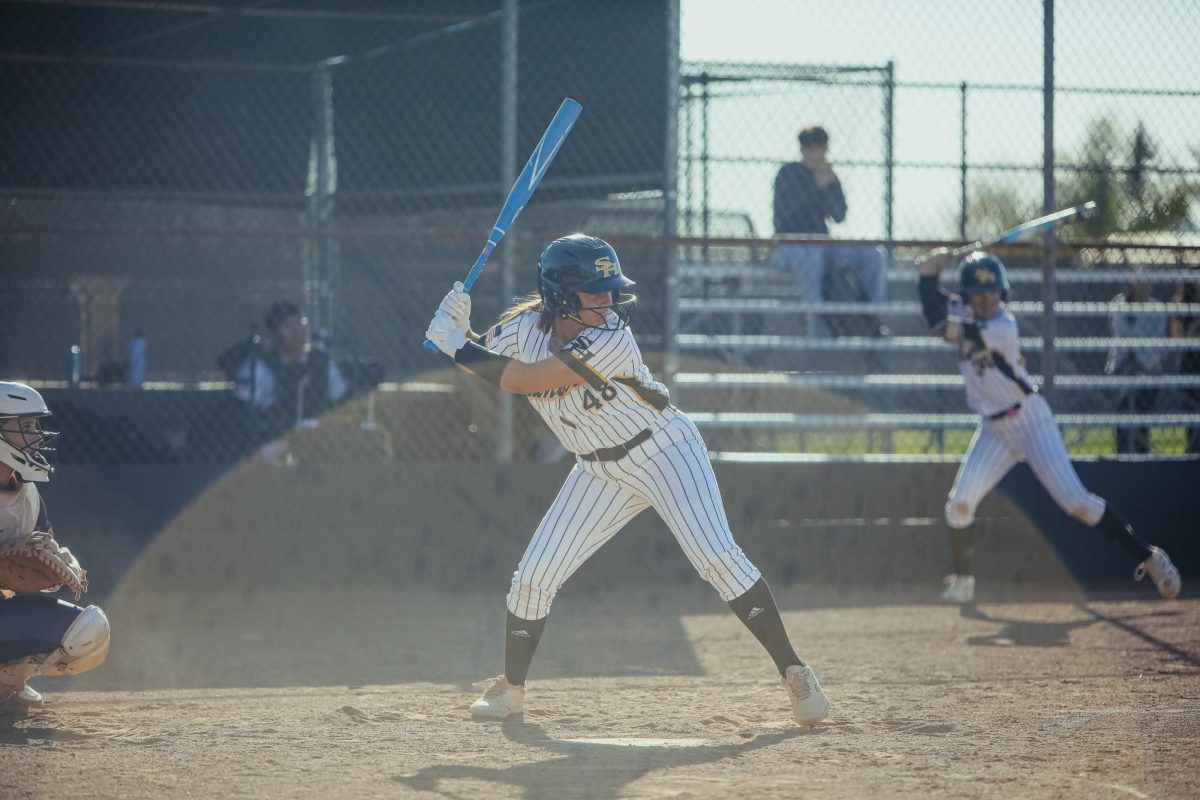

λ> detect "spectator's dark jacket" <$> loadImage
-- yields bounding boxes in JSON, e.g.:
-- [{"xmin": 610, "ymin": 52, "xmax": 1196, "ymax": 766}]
[{"xmin": 773, "ymin": 162, "xmax": 847, "ymax": 235}]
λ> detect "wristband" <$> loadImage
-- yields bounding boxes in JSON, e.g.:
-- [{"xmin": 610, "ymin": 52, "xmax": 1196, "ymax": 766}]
[{"xmin": 454, "ymin": 341, "xmax": 512, "ymax": 388}]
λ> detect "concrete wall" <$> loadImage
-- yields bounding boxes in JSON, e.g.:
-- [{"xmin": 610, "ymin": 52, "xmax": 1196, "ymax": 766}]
[{"xmin": 44, "ymin": 458, "xmax": 1198, "ymax": 599}]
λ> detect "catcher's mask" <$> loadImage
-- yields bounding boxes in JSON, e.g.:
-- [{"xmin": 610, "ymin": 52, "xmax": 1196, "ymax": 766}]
[
  {"xmin": 0, "ymin": 381, "xmax": 57, "ymax": 483},
  {"xmin": 538, "ymin": 234, "xmax": 637, "ymax": 330},
  {"xmin": 959, "ymin": 251, "xmax": 1010, "ymax": 301}
]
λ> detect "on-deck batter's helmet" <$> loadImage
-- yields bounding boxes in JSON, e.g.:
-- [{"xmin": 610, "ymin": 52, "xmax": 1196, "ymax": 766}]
[
  {"xmin": 0, "ymin": 381, "xmax": 57, "ymax": 483},
  {"xmin": 538, "ymin": 234, "xmax": 637, "ymax": 329},
  {"xmin": 959, "ymin": 251, "xmax": 1010, "ymax": 301}
]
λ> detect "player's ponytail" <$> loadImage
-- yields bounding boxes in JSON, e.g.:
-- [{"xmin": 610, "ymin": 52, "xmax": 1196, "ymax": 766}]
[{"xmin": 496, "ymin": 292, "xmax": 554, "ymax": 333}]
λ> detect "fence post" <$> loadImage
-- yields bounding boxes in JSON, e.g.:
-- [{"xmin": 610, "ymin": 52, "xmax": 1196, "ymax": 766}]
[
  {"xmin": 1041, "ymin": 0, "xmax": 1058, "ymax": 402},
  {"xmin": 959, "ymin": 81, "xmax": 968, "ymax": 240},
  {"xmin": 700, "ymin": 71, "xmax": 711, "ymax": 265},
  {"xmin": 496, "ymin": 0, "xmax": 518, "ymax": 463},
  {"xmin": 664, "ymin": 0, "xmax": 682, "ymax": 388},
  {"xmin": 307, "ymin": 61, "xmax": 338, "ymax": 343},
  {"xmin": 883, "ymin": 60, "xmax": 895, "ymax": 248}
]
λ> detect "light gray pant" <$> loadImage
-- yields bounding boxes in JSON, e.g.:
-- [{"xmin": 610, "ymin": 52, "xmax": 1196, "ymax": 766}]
[
  {"xmin": 772, "ymin": 242, "xmax": 888, "ymax": 304},
  {"xmin": 507, "ymin": 415, "xmax": 761, "ymax": 620},
  {"xmin": 945, "ymin": 395, "xmax": 1106, "ymax": 529}
]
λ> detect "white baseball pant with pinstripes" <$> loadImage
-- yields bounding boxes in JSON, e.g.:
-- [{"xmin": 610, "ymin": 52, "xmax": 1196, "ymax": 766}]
[
  {"xmin": 945, "ymin": 394, "xmax": 1106, "ymax": 529},
  {"xmin": 507, "ymin": 414, "xmax": 761, "ymax": 620}
]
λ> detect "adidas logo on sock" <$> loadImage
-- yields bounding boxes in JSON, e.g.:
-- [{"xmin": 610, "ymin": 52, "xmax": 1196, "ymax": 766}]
[
  {"xmin": 747, "ymin": 606, "xmax": 764, "ymax": 620},
  {"xmin": 509, "ymin": 629, "xmax": 532, "ymax": 638}
]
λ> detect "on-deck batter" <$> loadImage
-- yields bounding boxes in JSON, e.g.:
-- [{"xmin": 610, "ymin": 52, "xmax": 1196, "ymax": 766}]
[
  {"xmin": 424, "ymin": 234, "xmax": 829, "ymax": 726},
  {"xmin": 916, "ymin": 249, "xmax": 1182, "ymax": 604}
]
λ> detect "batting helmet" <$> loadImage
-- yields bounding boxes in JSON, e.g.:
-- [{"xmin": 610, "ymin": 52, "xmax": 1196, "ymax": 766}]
[
  {"xmin": 538, "ymin": 234, "xmax": 637, "ymax": 329},
  {"xmin": 0, "ymin": 381, "xmax": 57, "ymax": 483},
  {"xmin": 959, "ymin": 251, "xmax": 1010, "ymax": 301}
]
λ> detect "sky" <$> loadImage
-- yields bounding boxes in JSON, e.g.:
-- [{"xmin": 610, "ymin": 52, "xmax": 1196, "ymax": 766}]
[{"xmin": 678, "ymin": 0, "xmax": 1200, "ymax": 239}]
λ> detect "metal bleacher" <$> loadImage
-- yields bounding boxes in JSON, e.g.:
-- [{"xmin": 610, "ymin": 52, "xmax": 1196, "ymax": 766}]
[{"xmin": 672, "ymin": 257, "xmax": 1200, "ymax": 457}]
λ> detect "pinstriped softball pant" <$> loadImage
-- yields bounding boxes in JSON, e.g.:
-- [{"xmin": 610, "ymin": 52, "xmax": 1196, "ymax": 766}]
[
  {"xmin": 507, "ymin": 415, "xmax": 762, "ymax": 620},
  {"xmin": 945, "ymin": 394, "xmax": 1106, "ymax": 529}
]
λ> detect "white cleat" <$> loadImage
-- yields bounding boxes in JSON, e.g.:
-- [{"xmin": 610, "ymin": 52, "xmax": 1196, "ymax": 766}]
[
  {"xmin": 941, "ymin": 574, "xmax": 976, "ymax": 604},
  {"xmin": 469, "ymin": 675, "xmax": 525, "ymax": 720},
  {"xmin": 1134, "ymin": 547, "xmax": 1181, "ymax": 599},
  {"xmin": 16, "ymin": 684, "xmax": 44, "ymax": 707},
  {"xmin": 781, "ymin": 664, "xmax": 829, "ymax": 726},
  {"xmin": 0, "ymin": 684, "xmax": 42, "ymax": 712}
]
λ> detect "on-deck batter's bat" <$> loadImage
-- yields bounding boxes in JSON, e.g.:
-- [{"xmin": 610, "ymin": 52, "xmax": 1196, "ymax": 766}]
[
  {"xmin": 955, "ymin": 200, "xmax": 1098, "ymax": 255},
  {"xmin": 423, "ymin": 97, "xmax": 582, "ymax": 354}
]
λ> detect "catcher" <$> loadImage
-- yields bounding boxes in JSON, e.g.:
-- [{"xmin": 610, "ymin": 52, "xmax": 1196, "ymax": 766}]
[{"xmin": 0, "ymin": 381, "xmax": 110, "ymax": 711}]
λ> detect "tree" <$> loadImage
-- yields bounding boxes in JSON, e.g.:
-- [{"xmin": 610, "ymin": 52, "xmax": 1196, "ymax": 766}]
[
  {"xmin": 963, "ymin": 183, "xmax": 1040, "ymax": 242},
  {"xmin": 1057, "ymin": 116, "xmax": 1194, "ymax": 237},
  {"xmin": 960, "ymin": 116, "xmax": 1195, "ymax": 240}
]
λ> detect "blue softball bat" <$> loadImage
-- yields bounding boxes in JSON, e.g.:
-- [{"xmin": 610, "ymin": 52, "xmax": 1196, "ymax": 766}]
[
  {"xmin": 424, "ymin": 98, "xmax": 583, "ymax": 354},
  {"xmin": 987, "ymin": 200, "xmax": 1098, "ymax": 246}
]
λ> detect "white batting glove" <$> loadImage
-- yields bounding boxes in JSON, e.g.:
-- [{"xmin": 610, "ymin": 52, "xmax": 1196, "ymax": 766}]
[
  {"xmin": 437, "ymin": 281, "xmax": 472, "ymax": 329},
  {"xmin": 946, "ymin": 294, "xmax": 975, "ymax": 325},
  {"xmin": 946, "ymin": 293, "xmax": 964, "ymax": 323},
  {"xmin": 425, "ymin": 310, "xmax": 469, "ymax": 357}
]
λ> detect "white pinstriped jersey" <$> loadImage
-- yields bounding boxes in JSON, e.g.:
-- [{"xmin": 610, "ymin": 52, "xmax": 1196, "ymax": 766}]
[
  {"xmin": 486, "ymin": 311, "xmax": 676, "ymax": 455},
  {"xmin": 956, "ymin": 308, "xmax": 1035, "ymax": 417}
]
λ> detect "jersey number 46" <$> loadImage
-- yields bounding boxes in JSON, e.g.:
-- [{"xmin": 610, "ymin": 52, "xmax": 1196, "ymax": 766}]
[{"xmin": 583, "ymin": 385, "xmax": 618, "ymax": 410}]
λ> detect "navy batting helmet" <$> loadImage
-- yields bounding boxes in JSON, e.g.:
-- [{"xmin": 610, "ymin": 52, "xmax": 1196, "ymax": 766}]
[
  {"xmin": 959, "ymin": 251, "xmax": 1010, "ymax": 301},
  {"xmin": 538, "ymin": 234, "xmax": 637, "ymax": 329}
]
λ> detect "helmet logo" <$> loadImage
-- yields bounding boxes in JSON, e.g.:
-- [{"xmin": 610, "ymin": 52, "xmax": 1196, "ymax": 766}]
[
  {"xmin": 594, "ymin": 256, "xmax": 618, "ymax": 277},
  {"xmin": 975, "ymin": 267, "xmax": 996, "ymax": 283}
]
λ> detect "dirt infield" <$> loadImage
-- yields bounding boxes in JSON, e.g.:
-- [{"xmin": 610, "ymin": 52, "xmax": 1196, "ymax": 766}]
[{"xmin": 2, "ymin": 587, "xmax": 1198, "ymax": 799}]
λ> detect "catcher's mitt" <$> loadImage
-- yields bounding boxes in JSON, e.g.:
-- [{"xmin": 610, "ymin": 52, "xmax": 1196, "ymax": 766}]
[{"xmin": 0, "ymin": 531, "xmax": 88, "ymax": 599}]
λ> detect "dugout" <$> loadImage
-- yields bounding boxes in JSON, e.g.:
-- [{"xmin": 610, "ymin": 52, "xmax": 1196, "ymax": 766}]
[{"xmin": 0, "ymin": 0, "xmax": 672, "ymax": 383}]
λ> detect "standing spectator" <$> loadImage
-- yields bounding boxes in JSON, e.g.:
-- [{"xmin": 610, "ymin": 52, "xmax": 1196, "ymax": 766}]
[
  {"xmin": 235, "ymin": 302, "xmax": 348, "ymax": 440},
  {"xmin": 1106, "ymin": 278, "xmax": 1168, "ymax": 454},
  {"xmin": 772, "ymin": 125, "xmax": 888, "ymax": 337},
  {"xmin": 1171, "ymin": 279, "xmax": 1200, "ymax": 454}
]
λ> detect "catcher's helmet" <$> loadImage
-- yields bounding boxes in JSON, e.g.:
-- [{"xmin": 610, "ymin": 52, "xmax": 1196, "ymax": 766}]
[
  {"xmin": 538, "ymin": 234, "xmax": 637, "ymax": 329},
  {"xmin": 959, "ymin": 251, "xmax": 1010, "ymax": 301},
  {"xmin": 0, "ymin": 381, "xmax": 57, "ymax": 483}
]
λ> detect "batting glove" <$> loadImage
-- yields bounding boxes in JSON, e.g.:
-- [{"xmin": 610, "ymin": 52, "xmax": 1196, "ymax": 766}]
[
  {"xmin": 946, "ymin": 293, "xmax": 975, "ymax": 325},
  {"xmin": 425, "ymin": 310, "xmax": 469, "ymax": 357},
  {"xmin": 438, "ymin": 281, "xmax": 472, "ymax": 329}
]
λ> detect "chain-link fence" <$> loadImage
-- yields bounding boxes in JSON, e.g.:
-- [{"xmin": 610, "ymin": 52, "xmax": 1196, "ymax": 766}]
[
  {"xmin": 669, "ymin": 0, "xmax": 1200, "ymax": 459},
  {"xmin": 2, "ymin": 0, "xmax": 1198, "ymax": 465},
  {"xmin": 1, "ymin": 0, "xmax": 674, "ymax": 465}
]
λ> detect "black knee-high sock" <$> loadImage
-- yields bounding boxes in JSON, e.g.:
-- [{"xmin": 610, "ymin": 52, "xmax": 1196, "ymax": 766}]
[
  {"xmin": 1095, "ymin": 507, "xmax": 1153, "ymax": 562},
  {"xmin": 504, "ymin": 611, "xmax": 547, "ymax": 687},
  {"xmin": 727, "ymin": 578, "xmax": 803, "ymax": 677},
  {"xmin": 949, "ymin": 527, "xmax": 974, "ymax": 575}
]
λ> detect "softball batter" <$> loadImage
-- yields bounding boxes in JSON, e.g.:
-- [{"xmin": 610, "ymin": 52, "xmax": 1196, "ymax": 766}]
[
  {"xmin": 917, "ymin": 249, "xmax": 1181, "ymax": 604},
  {"xmin": 425, "ymin": 234, "xmax": 829, "ymax": 725}
]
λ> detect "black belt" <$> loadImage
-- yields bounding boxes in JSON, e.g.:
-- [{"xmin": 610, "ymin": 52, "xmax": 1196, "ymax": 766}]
[
  {"xmin": 986, "ymin": 402, "xmax": 1022, "ymax": 421},
  {"xmin": 580, "ymin": 428, "xmax": 653, "ymax": 462}
]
